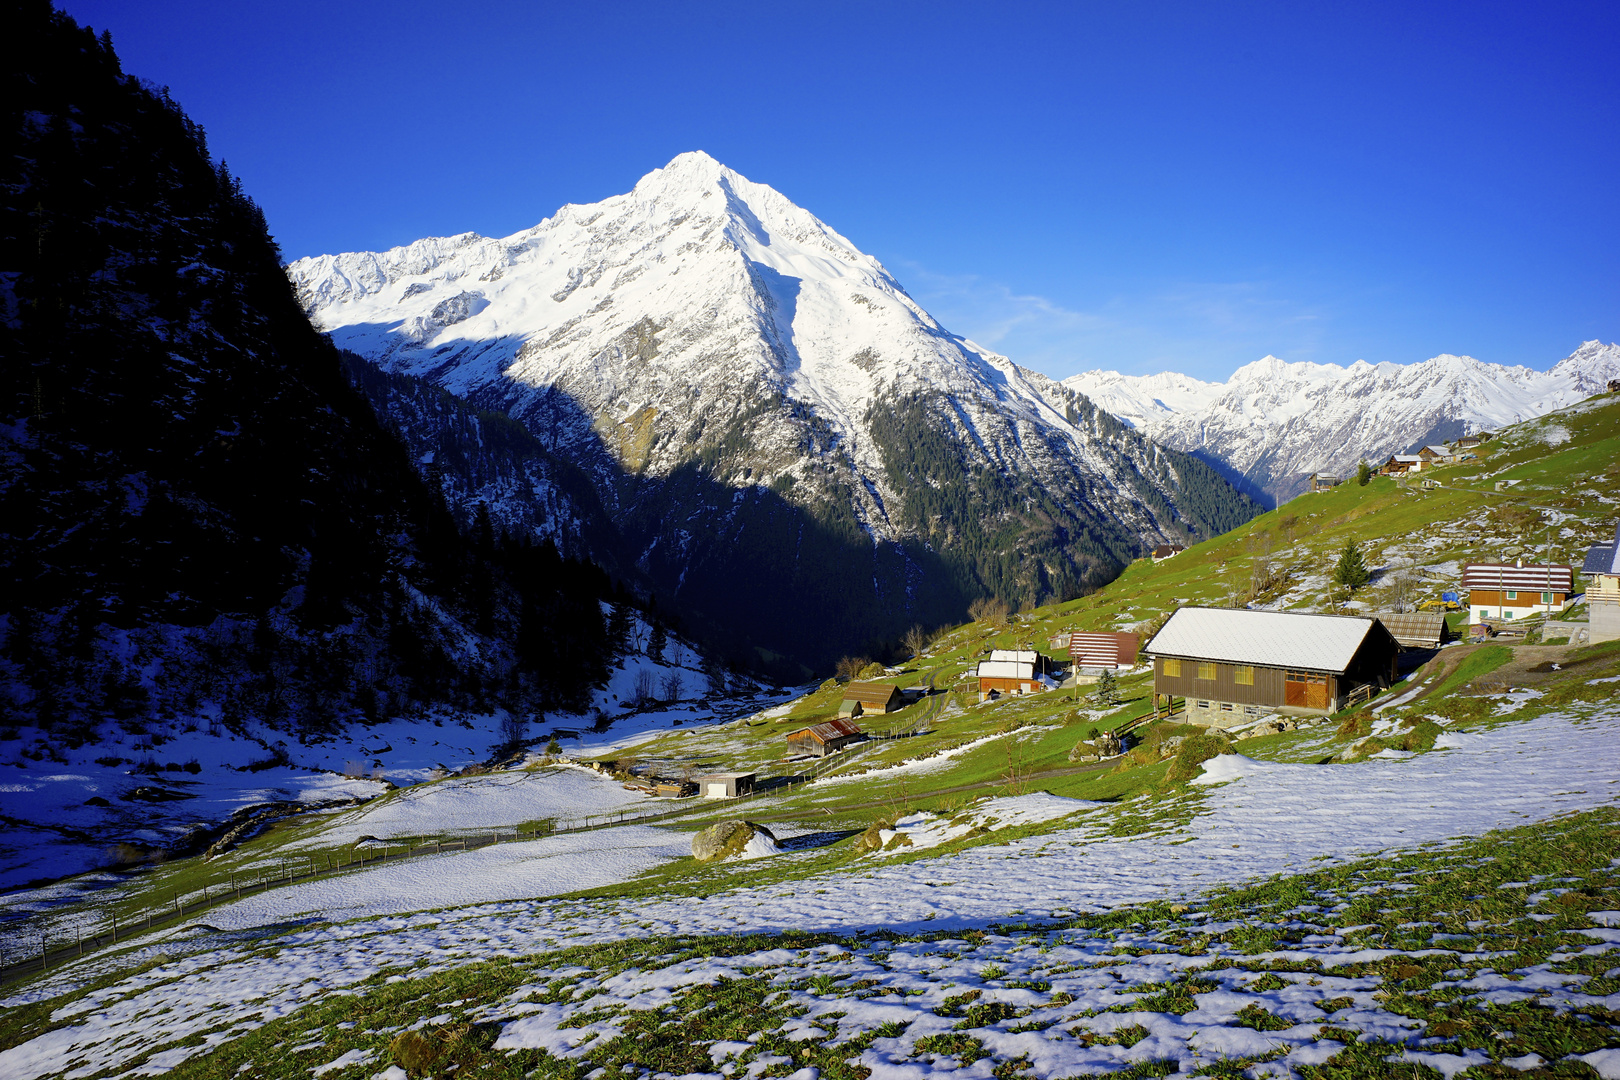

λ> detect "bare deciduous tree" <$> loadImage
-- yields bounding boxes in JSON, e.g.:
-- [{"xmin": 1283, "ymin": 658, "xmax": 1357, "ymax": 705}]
[
  {"xmin": 835, "ymin": 656, "xmax": 869, "ymax": 681},
  {"xmin": 968, "ymin": 596, "xmax": 1010, "ymax": 629},
  {"xmin": 660, "ymin": 671, "xmax": 683, "ymax": 702},
  {"xmin": 499, "ymin": 712, "xmax": 527, "ymax": 747},
  {"xmin": 633, "ymin": 669, "xmax": 656, "ymax": 705},
  {"xmin": 902, "ymin": 624, "xmax": 928, "ymax": 659}
]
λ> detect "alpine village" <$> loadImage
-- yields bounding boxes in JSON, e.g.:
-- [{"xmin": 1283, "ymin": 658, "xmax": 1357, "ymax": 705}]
[{"xmin": 3, "ymin": 6, "xmax": 1620, "ymax": 1080}]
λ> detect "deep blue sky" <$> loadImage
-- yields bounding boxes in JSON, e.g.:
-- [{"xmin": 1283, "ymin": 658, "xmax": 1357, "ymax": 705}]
[{"xmin": 62, "ymin": 0, "xmax": 1619, "ymax": 382}]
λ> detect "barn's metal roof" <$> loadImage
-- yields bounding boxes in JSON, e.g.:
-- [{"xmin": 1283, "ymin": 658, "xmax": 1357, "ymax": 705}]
[
  {"xmin": 1063, "ymin": 632, "xmax": 1140, "ymax": 667},
  {"xmin": 1144, "ymin": 607, "xmax": 1380, "ymax": 672},
  {"xmin": 1371, "ymin": 611, "xmax": 1446, "ymax": 647},
  {"xmin": 842, "ymin": 681, "xmax": 901, "ymax": 704},
  {"xmin": 791, "ymin": 719, "xmax": 864, "ymax": 743},
  {"xmin": 1461, "ymin": 563, "xmax": 1574, "ymax": 591},
  {"xmin": 1584, "ymin": 523, "xmax": 1620, "ymax": 575},
  {"xmin": 977, "ymin": 660, "xmax": 1034, "ymax": 679}
]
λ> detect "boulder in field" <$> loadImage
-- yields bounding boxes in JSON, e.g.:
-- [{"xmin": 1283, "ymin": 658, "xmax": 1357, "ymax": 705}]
[{"xmin": 692, "ymin": 820, "xmax": 776, "ymax": 862}]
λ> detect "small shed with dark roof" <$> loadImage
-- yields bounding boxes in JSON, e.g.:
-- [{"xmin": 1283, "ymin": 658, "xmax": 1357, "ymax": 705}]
[{"xmin": 1371, "ymin": 611, "xmax": 1448, "ymax": 650}]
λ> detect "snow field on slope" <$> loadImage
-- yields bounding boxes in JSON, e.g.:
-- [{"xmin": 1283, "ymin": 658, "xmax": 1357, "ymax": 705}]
[
  {"xmin": 283, "ymin": 766, "xmax": 651, "ymax": 849},
  {"xmin": 1, "ymin": 705, "xmax": 1614, "ymax": 1080},
  {"xmin": 209, "ymin": 824, "xmax": 694, "ymax": 930}
]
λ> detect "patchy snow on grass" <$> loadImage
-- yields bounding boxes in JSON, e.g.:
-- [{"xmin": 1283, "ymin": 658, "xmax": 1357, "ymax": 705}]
[
  {"xmin": 207, "ymin": 823, "xmax": 694, "ymax": 929},
  {"xmin": 2, "ymin": 706, "xmax": 1615, "ymax": 1080},
  {"xmin": 284, "ymin": 766, "xmax": 651, "ymax": 848},
  {"xmin": 871, "ymin": 793, "xmax": 1096, "ymax": 855}
]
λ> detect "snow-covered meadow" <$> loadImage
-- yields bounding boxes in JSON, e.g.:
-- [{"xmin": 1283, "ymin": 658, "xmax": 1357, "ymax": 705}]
[{"xmin": 1, "ymin": 702, "xmax": 1615, "ymax": 1079}]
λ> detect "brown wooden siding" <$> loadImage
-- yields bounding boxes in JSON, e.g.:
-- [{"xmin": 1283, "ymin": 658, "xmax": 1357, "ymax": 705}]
[
  {"xmin": 979, "ymin": 677, "xmax": 1037, "ymax": 694},
  {"xmin": 1154, "ymin": 657, "xmax": 1287, "ymax": 707}
]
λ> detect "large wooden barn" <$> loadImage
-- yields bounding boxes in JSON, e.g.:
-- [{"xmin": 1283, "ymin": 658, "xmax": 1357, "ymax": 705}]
[{"xmin": 1143, "ymin": 607, "xmax": 1399, "ymax": 726}]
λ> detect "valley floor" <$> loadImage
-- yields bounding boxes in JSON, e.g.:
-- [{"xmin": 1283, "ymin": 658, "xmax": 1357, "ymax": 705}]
[{"xmin": 2, "ymin": 697, "xmax": 1616, "ymax": 1079}]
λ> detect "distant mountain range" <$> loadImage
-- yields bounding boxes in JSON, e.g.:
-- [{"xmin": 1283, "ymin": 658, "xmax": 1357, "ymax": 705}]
[
  {"xmin": 291, "ymin": 152, "xmax": 1260, "ymax": 673},
  {"xmin": 1065, "ymin": 340, "xmax": 1620, "ymax": 505}
]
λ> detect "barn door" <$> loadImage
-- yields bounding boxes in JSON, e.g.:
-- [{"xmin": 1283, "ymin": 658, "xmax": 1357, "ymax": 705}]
[
  {"xmin": 1286, "ymin": 671, "xmax": 1329, "ymax": 709},
  {"xmin": 1285, "ymin": 671, "xmax": 1307, "ymax": 707}
]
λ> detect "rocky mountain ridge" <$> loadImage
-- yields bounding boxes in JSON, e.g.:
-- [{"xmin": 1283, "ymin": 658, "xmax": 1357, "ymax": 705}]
[
  {"xmin": 1065, "ymin": 340, "xmax": 1620, "ymax": 505},
  {"xmin": 290, "ymin": 152, "xmax": 1260, "ymax": 672}
]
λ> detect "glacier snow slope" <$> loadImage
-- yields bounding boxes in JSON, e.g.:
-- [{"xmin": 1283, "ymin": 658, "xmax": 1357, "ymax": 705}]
[{"xmin": 1066, "ymin": 340, "xmax": 1620, "ymax": 505}]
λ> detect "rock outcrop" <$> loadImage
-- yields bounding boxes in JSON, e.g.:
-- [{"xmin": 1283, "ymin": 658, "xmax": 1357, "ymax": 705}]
[{"xmin": 691, "ymin": 819, "xmax": 776, "ymax": 862}]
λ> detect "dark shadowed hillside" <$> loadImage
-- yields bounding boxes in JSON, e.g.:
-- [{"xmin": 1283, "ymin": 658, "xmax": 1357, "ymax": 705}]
[{"xmin": 0, "ymin": 1, "xmax": 616, "ymax": 739}]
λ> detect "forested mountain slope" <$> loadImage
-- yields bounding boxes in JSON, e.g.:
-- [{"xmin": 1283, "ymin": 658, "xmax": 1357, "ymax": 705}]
[{"xmin": 0, "ymin": 2, "xmax": 616, "ymax": 744}]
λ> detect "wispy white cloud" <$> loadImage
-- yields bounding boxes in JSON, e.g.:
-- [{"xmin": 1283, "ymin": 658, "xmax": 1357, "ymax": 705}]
[{"xmin": 895, "ymin": 261, "xmax": 1337, "ymax": 382}]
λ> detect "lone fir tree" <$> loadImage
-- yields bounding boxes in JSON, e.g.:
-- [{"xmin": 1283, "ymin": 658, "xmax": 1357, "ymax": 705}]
[
  {"xmin": 1094, "ymin": 668, "xmax": 1118, "ymax": 706},
  {"xmin": 1356, "ymin": 459, "xmax": 1373, "ymax": 486},
  {"xmin": 1333, "ymin": 540, "xmax": 1370, "ymax": 593}
]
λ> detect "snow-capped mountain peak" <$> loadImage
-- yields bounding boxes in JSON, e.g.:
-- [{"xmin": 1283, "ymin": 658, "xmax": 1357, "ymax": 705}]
[
  {"xmin": 289, "ymin": 153, "xmax": 1260, "ymax": 662},
  {"xmin": 1064, "ymin": 341, "xmax": 1620, "ymax": 505}
]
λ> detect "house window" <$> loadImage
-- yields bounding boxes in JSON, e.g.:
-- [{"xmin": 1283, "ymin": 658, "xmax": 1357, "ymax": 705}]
[
  {"xmin": 1162, "ymin": 658, "xmax": 1181, "ymax": 677},
  {"xmin": 1234, "ymin": 665, "xmax": 1254, "ymax": 686},
  {"xmin": 1197, "ymin": 663, "xmax": 1216, "ymax": 680},
  {"xmin": 1503, "ymin": 611, "xmax": 1513, "ymax": 619},
  {"xmin": 1195, "ymin": 700, "xmax": 1211, "ymax": 709},
  {"xmin": 1505, "ymin": 590, "xmax": 1517, "ymax": 600},
  {"xmin": 1541, "ymin": 591, "xmax": 1553, "ymax": 604},
  {"xmin": 1219, "ymin": 702, "xmax": 1234, "ymax": 712}
]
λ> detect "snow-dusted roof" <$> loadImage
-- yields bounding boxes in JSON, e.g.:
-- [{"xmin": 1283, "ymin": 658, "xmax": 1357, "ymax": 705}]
[
  {"xmin": 977, "ymin": 660, "xmax": 1034, "ymax": 679},
  {"xmin": 989, "ymin": 649, "xmax": 1038, "ymax": 663},
  {"xmin": 1144, "ymin": 608, "xmax": 1380, "ymax": 673}
]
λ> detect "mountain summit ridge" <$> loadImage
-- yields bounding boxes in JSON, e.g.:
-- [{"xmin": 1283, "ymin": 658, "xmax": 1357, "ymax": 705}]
[
  {"xmin": 290, "ymin": 152, "xmax": 1259, "ymax": 669},
  {"xmin": 1065, "ymin": 340, "xmax": 1620, "ymax": 504}
]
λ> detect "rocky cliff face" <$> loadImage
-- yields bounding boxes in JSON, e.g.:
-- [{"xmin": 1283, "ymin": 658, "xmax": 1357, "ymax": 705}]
[
  {"xmin": 1065, "ymin": 341, "xmax": 1620, "ymax": 505},
  {"xmin": 290, "ymin": 153, "xmax": 1259, "ymax": 672}
]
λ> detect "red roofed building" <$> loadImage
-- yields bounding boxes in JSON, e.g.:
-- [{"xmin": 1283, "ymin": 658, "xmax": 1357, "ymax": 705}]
[
  {"xmin": 786, "ymin": 718, "xmax": 865, "ymax": 758},
  {"xmin": 1052, "ymin": 632, "xmax": 1140, "ymax": 671},
  {"xmin": 1462, "ymin": 561, "xmax": 1574, "ymax": 623}
]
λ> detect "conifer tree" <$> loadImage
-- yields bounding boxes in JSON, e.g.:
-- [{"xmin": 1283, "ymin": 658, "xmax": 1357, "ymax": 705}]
[
  {"xmin": 1357, "ymin": 459, "xmax": 1373, "ymax": 486},
  {"xmin": 1094, "ymin": 668, "xmax": 1118, "ymax": 706},
  {"xmin": 1333, "ymin": 540, "xmax": 1370, "ymax": 592}
]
